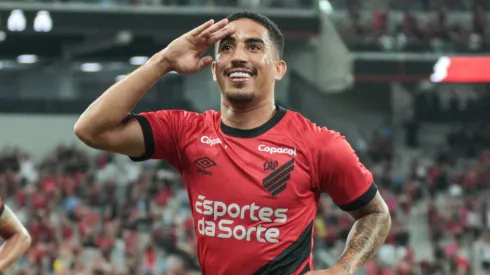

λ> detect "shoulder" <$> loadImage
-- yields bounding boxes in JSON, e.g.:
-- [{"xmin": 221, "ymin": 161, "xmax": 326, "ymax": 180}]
[
  {"xmin": 283, "ymin": 110, "xmax": 342, "ymax": 146},
  {"xmin": 282, "ymin": 110, "xmax": 354, "ymax": 167}
]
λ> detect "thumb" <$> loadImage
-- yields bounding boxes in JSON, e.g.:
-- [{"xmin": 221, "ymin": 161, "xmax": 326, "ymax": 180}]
[{"xmin": 197, "ymin": 56, "xmax": 213, "ymax": 70}]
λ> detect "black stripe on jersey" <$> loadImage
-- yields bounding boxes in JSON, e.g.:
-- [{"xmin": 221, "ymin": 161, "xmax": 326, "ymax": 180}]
[
  {"xmin": 337, "ymin": 182, "xmax": 378, "ymax": 212},
  {"xmin": 129, "ymin": 114, "xmax": 155, "ymax": 162},
  {"xmin": 253, "ymin": 221, "xmax": 313, "ymax": 275},
  {"xmin": 270, "ymin": 179, "xmax": 289, "ymax": 196}
]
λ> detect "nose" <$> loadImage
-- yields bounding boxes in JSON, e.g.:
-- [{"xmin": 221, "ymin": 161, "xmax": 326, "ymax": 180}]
[{"xmin": 230, "ymin": 45, "xmax": 247, "ymax": 64}]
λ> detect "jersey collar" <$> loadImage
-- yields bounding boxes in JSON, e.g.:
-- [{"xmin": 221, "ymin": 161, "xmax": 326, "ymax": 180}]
[{"xmin": 220, "ymin": 105, "xmax": 287, "ymax": 138}]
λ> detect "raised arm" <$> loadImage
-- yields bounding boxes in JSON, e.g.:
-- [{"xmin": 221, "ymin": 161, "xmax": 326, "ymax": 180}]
[
  {"xmin": 73, "ymin": 61, "xmax": 167, "ymax": 158},
  {"xmin": 74, "ymin": 19, "xmax": 234, "ymax": 157}
]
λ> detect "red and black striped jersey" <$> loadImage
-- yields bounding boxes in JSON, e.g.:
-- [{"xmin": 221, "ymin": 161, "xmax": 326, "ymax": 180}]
[{"xmin": 130, "ymin": 106, "xmax": 376, "ymax": 275}]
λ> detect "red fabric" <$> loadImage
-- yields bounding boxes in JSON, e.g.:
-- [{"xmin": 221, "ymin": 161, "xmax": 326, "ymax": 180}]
[
  {"xmin": 155, "ymin": 189, "xmax": 172, "ymax": 206},
  {"xmin": 31, "ymin": 192, "xmax": 47, "ymax": 208},
  {"xmin": 96, "ymin": 236, "xmax": 114, "ymax": 250},
  {"xmin": 136, "ymin": 108, "xmax": 376, "ymax": 275},
  {"xmin": 144, "ymin": 249, "xmax": 156, "ymax": 269},
  {"xmin": 455, "ymin": 256, "xmax": 470, "ymax": 268}
]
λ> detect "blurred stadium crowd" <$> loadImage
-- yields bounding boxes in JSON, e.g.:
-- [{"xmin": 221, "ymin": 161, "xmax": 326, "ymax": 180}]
[
  {"xmin": 15, "ymin": 0, "xmax": 490, "ymax": 10},
  {"xmin": 25, "ymin": 0, "xmax": 490, "ymax": 53},
  {"xmin": 336, "ymin": 1, "xmax": 490, "ymax": 53},
  {"xmin": 9, "ymin": 0, "xmax": 315, "ymax": 9}
]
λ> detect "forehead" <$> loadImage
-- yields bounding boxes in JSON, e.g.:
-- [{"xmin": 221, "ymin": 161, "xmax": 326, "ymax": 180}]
[{"xmin": 226, "ymin": 18, "xmax": 271, "ymax": 42}]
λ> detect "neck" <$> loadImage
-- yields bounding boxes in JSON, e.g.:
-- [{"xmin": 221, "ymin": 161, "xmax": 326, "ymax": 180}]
[{"xmin": 220, "ymin": 99, "xmax": 276, "ymax": 130}]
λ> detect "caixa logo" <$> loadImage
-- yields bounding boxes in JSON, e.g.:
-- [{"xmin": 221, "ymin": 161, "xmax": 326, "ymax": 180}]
[{"xmin": 201, "ymin": 136, "xmax": 222, "ymax": 146}]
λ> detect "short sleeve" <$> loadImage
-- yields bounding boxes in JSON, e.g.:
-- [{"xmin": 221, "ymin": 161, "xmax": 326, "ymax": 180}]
[
  {"xmin": 129, "ymin": 110, "xmax": 191, "ymax": 172},
  {"xmin": 314, "ymin": 129, "xmax": 377, "ymax": 212}
]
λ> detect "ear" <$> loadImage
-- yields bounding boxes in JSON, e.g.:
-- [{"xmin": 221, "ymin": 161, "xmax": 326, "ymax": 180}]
[
  {"xmin": 211, "ymin": 61, "xmax": 217, "ymax": 82},
  {"xmin": 275, "ymin": 60, "xmax": 287, "ymax": 81}
]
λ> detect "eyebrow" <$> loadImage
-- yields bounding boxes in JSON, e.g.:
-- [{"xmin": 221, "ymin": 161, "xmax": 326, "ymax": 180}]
[{"xmin": 218, "ymin": 36, "xmax": 266, "ymax": 46}]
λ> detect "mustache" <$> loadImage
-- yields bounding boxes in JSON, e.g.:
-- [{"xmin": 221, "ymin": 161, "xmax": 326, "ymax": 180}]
[{"xmin": 223, "ymin": 66, "xmax": 257, "ymax": 76}]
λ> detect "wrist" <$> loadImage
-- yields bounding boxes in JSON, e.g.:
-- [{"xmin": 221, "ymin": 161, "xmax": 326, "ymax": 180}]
[
  {"xmin": 330, "ymin": 264, "xmax": 353, "ymax": 275},
  {"xmin": 148, "ymin": 50, "xmax": 172, "ymax": 76}
]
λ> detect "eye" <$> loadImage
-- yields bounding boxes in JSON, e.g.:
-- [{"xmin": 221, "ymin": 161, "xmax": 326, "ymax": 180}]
[
  {"xmin": 220, "ymin": 44, "xmax": 232, "ymax": 52},
  {"xmin": 248, "ymin": 44, "xmax": 261, "ymax": 51}
]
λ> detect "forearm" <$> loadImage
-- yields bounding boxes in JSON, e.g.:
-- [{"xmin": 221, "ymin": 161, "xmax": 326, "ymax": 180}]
[
  {"xmin": 74, "ymin": 54, "xmax": 170, "ymax": 136},
  {"xmin": 334, "ymin": 212, "xmax": 391, "ymax": 274},
  {"xmin": 0, "ymin": 206, "xmax": 31, "ymax": 271},
  {"xmin": 0, "ymin": 232, "xmax": 31, "ymax": 271}
]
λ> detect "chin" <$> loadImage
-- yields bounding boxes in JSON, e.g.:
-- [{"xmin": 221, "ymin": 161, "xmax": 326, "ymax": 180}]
[{"xmin": 224, "ymin": 90, "xmax": 256, "ymax": 103}]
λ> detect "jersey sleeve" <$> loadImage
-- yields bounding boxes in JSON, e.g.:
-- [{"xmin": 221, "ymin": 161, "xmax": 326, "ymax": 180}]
[
  {"xmin": 313, "ymin": 129, "xmax": 377, "ymax": 212},
  {"xmin": 129, "ymin": 110, "xmax": 193, "ymax": 172}
]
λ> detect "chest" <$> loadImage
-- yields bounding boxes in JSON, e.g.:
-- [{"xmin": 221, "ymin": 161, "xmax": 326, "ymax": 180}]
[{"xmin": 181, "ymin": 133, "xmax": 314, "ymax": 209}]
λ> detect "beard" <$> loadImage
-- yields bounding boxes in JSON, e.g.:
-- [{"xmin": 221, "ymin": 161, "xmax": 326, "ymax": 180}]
[{"xmin": 224, "ymin": 89, "xmax": 255, "ymax": 103}]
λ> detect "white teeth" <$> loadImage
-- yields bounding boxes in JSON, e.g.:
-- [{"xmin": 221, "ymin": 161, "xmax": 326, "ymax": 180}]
[{"xmin": 229, "ymin": 72, "xmax": 251, "ymax": 78}]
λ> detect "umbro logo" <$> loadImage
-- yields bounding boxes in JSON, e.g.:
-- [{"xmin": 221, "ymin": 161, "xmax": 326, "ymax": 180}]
[
  {"xmin": 195, "ymin": 157, "xmax": 216, "ymax": 176},
  {"xmin": 262, "ymin": 159, "xmax": 295, "ymax": 196}
]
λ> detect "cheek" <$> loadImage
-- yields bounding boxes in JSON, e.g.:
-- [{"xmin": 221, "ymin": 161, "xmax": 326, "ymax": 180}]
[
  {"xmin": 257, "ymin": 55, "xmax": 275, "ymax": 71},
  {"xmin": 257, "ymin": 63, "xmax": 277, "ymax": 80},
  {"xmin": 214, "ymin": 62, "xmax": 225, "ymax": 78}
]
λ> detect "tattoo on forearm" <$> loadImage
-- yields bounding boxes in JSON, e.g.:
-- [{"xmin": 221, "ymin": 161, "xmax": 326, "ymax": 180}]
[{"xmin": 336, "ymin": 194, "xmax": 391, "ymax": 274}]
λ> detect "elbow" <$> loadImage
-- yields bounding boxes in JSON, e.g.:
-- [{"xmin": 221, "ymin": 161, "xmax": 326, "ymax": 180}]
[
  {"xmin": 22, "ymin": 232, "xmax": 32, "ymax": 251},
  {"xmin": 384, "ymin": 212, "xmax": 392, "ymax": 231},
  {"xmin": 379, "ymin": 210, "xmax": 392, "ymax": 241},
  {"xmin": 74, "ymin": 120, "xmax": 97, "ymax": 147},
  {"xmin": 14, "ymin": 229, "xmax": 32, "ymax": 252},
  {"xmin": 378, "ymin": 203, "xmax": 392, "ymax": 232},
  {"xmin": 73, "ymin": 122, "xmax": 87, "ymax": 141},
  {"xmin": 74, "ymin": 121, "xmax": 110, "ymax": 151}
]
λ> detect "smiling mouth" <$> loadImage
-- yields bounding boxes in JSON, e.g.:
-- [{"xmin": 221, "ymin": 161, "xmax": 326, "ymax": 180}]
[{"xmin": 226, "ymin": 70, "xmax": 255, "ymax": 82}]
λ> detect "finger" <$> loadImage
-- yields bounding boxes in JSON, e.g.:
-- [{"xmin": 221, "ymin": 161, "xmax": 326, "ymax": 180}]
[
  {"xmin": 190, "ymin": 19, "xmax": 215, "ymax": 36},
  {"xmin": 197, "ymin": 56, "xmax": 213, "ymax": 70},
  {"xmin": 199, "ymin": 18, "xmax": 229, "ymax": 38},
  {"xmin": 208, "ymin": 25, "xmax": 236, "ymax": 44}
]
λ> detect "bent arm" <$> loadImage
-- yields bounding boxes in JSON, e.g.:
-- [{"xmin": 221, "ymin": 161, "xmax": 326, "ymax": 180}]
[
  {"xmin": 333, "ymin": 192, "xmax": 391, "ymax": 274},
  {"xmin": 74, "ymin": 55, "xmax": 170, "ymax": 157},
  {"xmin": 0, "ymin": 205, "xmax": 31, "ymax": 271}
]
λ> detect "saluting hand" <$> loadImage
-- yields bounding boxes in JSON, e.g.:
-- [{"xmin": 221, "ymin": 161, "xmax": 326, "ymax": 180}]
[{"xmin": 154, "ymin": 18, "xmax": 235, "ymax": 75}]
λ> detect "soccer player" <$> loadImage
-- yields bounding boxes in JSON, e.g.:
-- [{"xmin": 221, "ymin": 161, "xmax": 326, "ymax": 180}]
[
  {"xmin": 74, "ymin": 11, "xmax": 391, "ymax": 275},
  {"xmin": 0, "ymin": 197, "xmax": 31, "ymax": 271}
]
